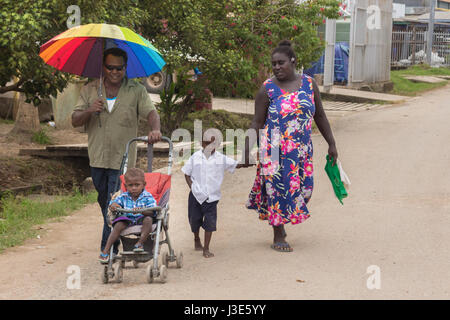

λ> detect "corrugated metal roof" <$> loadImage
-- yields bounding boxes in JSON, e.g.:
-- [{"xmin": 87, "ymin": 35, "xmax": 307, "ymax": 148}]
[
  {"xmin": 393, "ymin": 15, "xmax": 450, "ymax": 26},
  {"xmin": 417, "ymin": 11, "xmax": 450, "ymax": 21}
]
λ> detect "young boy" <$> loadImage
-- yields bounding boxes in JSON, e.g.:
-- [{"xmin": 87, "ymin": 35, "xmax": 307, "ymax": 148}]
[
  {"xmin": 98, "ymin": 167, "xmax": 157, "ymax": 264},
  {"xmin": 181, "ymin": 129, "xmax": 239, "ymax": 258}
]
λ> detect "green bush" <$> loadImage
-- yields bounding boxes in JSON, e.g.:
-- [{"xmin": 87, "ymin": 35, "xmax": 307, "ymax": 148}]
[
  {"xmin": 180, "ymin": 109, "xmax": 252, "ymax": 137},
  {"xmin": 31, "ymin": 128, "xmax": 52, "ymax": 145}
]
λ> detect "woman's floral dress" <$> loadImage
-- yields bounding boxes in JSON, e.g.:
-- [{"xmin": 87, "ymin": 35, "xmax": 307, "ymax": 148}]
[{"xmin": 246, "ymin": 74, "xmax": 315, "ymax": 226}]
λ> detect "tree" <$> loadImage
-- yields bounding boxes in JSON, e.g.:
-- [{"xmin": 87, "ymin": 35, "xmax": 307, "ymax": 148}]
[
  {"xmin": 1, "ymin": 0, "xmax": 341, "ymax": 135},
  {"xmin": 140, "ymin": 0, "xmax": 341, "ymax": 99},
  {"xmin": 136, "ymin": 0, "xmax": 340, "ymax": 135},
  {"xmin": 0, "ymin": 0, "xmax": 148, "ymax": 133}
]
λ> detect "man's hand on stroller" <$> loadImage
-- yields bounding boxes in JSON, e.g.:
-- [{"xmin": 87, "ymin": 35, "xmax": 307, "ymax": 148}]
[{"xmin": 147, "ymin": 130, "xmax": 162, "ymax": 144}]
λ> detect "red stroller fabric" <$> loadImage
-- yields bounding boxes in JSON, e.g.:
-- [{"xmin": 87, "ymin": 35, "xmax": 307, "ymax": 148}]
[{"xmin": 120, "ymin": 172, "xmax": 171, "ymax": 206}]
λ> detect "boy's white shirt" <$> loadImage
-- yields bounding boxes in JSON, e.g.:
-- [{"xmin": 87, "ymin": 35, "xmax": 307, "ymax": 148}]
[{"xmin": 181, "ymin": 149, "xmax": 238, "ymax": 204}]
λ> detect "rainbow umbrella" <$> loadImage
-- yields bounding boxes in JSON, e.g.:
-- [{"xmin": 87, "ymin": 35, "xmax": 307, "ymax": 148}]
[{"xmin": 39, "ymin": 23, "xmax": 166, "ymax": 79}]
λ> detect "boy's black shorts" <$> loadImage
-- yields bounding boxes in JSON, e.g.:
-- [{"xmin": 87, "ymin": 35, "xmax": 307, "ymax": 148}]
[{"xmin": 188, "ymin": 191, "xmax": 218, "ymax": 232}]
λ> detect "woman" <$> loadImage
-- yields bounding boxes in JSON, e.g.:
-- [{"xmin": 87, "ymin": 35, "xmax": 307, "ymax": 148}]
[{"xmin": 240, "ymin": 40, "xmax": 338, "ymax": 252}]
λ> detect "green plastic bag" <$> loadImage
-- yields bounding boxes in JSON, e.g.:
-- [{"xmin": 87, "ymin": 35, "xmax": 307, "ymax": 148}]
[{"xmin": 324, "ymin": 155, "xmax": 348, "ymax": 205}]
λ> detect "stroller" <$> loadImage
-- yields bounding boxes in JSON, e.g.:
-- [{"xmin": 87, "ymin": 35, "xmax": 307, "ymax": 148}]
[{"xmin": 102, "ymin": 136, "xmax": 183, "ymax": 284}]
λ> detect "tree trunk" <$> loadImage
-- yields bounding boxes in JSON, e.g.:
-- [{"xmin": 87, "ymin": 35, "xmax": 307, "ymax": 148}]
[{"xmin": 10, "ymin": 92, "xmax": 40, "ymax": 134}]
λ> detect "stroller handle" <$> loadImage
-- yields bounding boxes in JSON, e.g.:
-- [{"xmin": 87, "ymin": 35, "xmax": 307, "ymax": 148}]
[
  {"xmin": 113, "ymin": 136, "xmax": 173, "ymax": 199},
  {"xmin": 126, "ymin": 136, "xmax": 173, "ymax": 153},
  {"xmin": 121, "ymin": 136, "xmax": 173, "ymax": 175},
  {"xmin": 113, "ymin": 206, "xmax": 162, "ymax": 214}
]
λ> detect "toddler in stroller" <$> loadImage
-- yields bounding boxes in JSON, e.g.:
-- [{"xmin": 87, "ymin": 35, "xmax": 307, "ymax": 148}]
[
  {"xmin": 100, "ymin": 136, "xmax": 182, "ymax": 284},
  {"xmin": 99, "ymin": 167, "xmax": 157, "ymax": 263}
]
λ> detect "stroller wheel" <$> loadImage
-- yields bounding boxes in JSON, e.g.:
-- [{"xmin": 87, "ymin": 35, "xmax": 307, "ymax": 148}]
[
  {"xmin": 159, "ymin": 264, "xmax": 168, "ymax": 283},
  {"xmin": 101, "ymin": 266, "xmax": 109, "ymax": 284},
  {"xmin": 176, "ymin": 250, "xmax": 184, "ymax": 269},
  {"xmin": 146, "ymin": 265, "xmax": 154, "ymax": 283},
  {"xmin": 113, "ymin": 264, "xmax": 123, "ymax": 283},
  {"xmin": 161, "ymin": 250, "xmax": 169, "ymax": 268}
]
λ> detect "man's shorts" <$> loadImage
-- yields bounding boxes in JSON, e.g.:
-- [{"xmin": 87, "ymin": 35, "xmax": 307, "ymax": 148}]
[{"xmin": 188, "ymin": 191, "xmax": 218, "ymax": 232}]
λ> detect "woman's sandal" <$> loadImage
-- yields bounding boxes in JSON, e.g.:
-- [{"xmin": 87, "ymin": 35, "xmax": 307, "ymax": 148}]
[
  {"xmin": 271, "ymin": 242, "xmax": 293, "ymax": 252},
  {"xmin": 133, "ymin": 243, "xmax": 144, "ymax": 252},
  {"xmin": 98, "ymin": 253, "xmax": 110, "ymax": 264}
]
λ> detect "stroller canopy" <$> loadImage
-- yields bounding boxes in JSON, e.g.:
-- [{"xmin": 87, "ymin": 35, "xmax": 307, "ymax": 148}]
[{"xmin": 120, "ymin": 172, "xmax": 171, "ymax": 207}]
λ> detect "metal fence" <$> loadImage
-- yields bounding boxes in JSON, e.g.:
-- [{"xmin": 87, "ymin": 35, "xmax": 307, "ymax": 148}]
[{"xmin": 391, "ymin": 29, "xmax": 450, "ymax": 66}]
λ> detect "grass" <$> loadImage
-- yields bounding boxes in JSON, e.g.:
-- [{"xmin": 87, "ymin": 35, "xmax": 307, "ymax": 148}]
[
  {"xmin": 0, "ymin": 190, "xmax": 97, "ymax": 252},
  {"xmin": 0, "ymin": 118, "xmax": 14, "ymax": 125},
  {"xmin": 391, "ymin": 65, "xmax": 450, "ymax": 96},
  {"xmin": 31, "ymin": 128, "xmax": 52, "ymax": 145},
  {"xmin": 392, "ymin": 65, "xmax": 450, "ymax": 77}
]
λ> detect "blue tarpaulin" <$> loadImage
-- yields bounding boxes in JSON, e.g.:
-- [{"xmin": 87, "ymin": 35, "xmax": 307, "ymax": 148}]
[{"xmin": 304, "ymin": 42, "xmax": 349, "ymax": 84}]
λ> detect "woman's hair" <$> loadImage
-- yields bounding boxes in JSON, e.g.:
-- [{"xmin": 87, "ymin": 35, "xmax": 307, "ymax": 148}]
[
  {"xmin": 271, "ymin": 40, "xmax": 297, "ymax": 63},
  {"xmin": 124, "ymin": 167, "xmax": 145, "ymax": 183}
]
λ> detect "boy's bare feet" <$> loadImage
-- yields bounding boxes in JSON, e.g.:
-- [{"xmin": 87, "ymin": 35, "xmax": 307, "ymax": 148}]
[
  {"xmin": 194, "ymin": 238, "xmax": 203, "ymax": 251},
  {"xmin": 203, "ymin": 249, "xmax": 214, "ymax": 258}
]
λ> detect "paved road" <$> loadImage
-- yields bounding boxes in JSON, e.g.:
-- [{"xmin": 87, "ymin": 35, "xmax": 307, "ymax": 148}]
[{"xmin": 0, "ymin": 84, "xmax": 449, "ymax": 299}]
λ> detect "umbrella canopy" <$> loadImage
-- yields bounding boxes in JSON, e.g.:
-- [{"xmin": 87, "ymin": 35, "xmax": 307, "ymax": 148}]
[{"xmin": 39, "ymin": 23, "xmax": 165, "ymax": 79}]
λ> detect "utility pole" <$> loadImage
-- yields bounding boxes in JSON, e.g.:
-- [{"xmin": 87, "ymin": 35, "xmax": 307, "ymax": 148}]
[
  {"xmin": 323, "ymin": 18, "xmax": 336, "ymax": 93},
  {"xmin": 426, "ymin": 0, "xmax": 436, "ymax": 66}
]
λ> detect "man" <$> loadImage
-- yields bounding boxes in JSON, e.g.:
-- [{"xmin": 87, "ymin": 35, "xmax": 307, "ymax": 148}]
[{"xmin": 72, "ymin": 47, "xmax": 161, "ymax": 254}]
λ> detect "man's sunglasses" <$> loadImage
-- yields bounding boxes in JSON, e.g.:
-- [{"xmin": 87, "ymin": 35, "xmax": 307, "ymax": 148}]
[{"xmin": 104, "ymin": 64, "xmax": 126, "ymax": 71}]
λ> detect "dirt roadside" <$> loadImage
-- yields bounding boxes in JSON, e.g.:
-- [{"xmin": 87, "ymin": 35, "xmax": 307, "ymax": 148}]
[
  {"xmin": 0, "ymin": 124, "xmax": 167, "ymax": 193},
  {"xmin": 0, "ymin": 85, "xmax": 449, "ymax": 299},
  {"xmin": 0, "ymin": 125, "xmax": 89, "ymax": 193}
]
